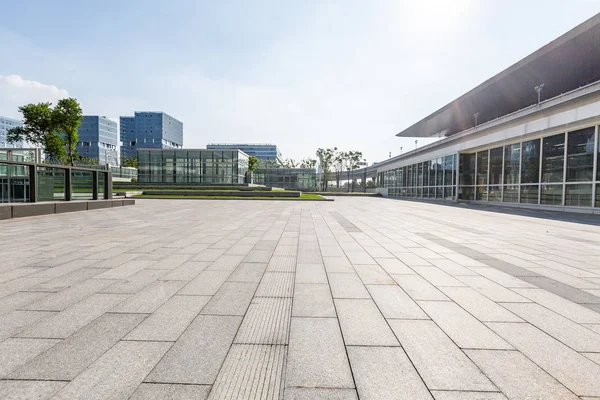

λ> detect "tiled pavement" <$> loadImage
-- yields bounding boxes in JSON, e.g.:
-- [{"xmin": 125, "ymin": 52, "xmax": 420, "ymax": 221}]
[{"xmin": 1, "ymin": 198, "xmax": 600, "ymax": 399}]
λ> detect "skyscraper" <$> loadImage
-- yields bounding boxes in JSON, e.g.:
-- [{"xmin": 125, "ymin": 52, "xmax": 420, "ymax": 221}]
[
  {"xmin": 76, "ymin": 116, "xmax": 118, "ymax": 165},
  {"xmin": 0, "ymin": 116, "xmax": 25, "ymax": 148},
  {"xmin": 120, "ymin": 112, "xmax": 183, "ymax": 159}
]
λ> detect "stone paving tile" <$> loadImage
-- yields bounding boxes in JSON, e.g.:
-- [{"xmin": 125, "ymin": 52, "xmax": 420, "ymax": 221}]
[
  {"xmin": 201, "ymin": 281, "xmax": 258, "ymax": 316},
  {"xmin": 328, "ymin": 272, "xmax": 370, "ymax": 298},
  {"xmin": 101, "ymin": 268, "xmax": 169, "ymax": 294},
  {"xmin": 512, "ymin": 288, "xmax": 600, "ymax": 324},
  {"xmin": 286, "ymin": 317, "xmax": 354, "ymax": 389},
  {"xmin": 208, "ymin": 344, "xmax": 286, "ymax": 399},
  {"xmin": 146, "ymin": 315, "xmax": 242, "ymax": 385},
  {"xmin": 0, "ymin": 291, "xmax": 49, "ymax": 316},
  {"xmin": 438, "ymin": 287, "xmax": 523, "ymax": 322},
  {"xmin": 93, "ymin": 260, "xmax": 154, "ymax": 280},
  {"xmin": 235, "ymin": 297, "xmax": 292, "ymax": 345},
  {"xmin": 502, "ymin": 302, "xmax": 600, "ymax": 352},
  {"xmin": 375, "ymin": 257, "xmax": 415, "ymax": 274},
  {"xmin": 430, "ymin": 391, "xmax": 507, "ymax": 400},
  {"xmin": 412, "ymin": 266, "xmax": 468, "ymax": 287},
  {"xmin": 52, "ymin": 340, "xmax": 171, "ymax": 400},
  {"xmin": 284, "ymin": 387, "xmax": 358, "ymax": 399},
  {"xmin": 488, "ymin": 322, "xmax": 600, "ymax": 397},
  {"xmin": 392, "ymin": 274, "xmax": 449, "ymax": 301},
  {"xmin": 17, "ymin": 293, "xmax": 128, "ymax": 339},
  {"xmin": 0, "ymin": 338, "xmax": 60, "ymax": 378},
  {"xmin": 11, "ymin": 313, "xmax": 146, "ymax": 380},
  {"xmin": 228, "ymin": 262, "xmax": 268, "ymax": 283},
  {"xmin": 389, "ymin": 319, "xmax": 495, "ymax": 391},
  {"xmin": 418, "ymin": 301, "xmax": 512, "ymax": 350},
  {"xmin": 130, "ymin": 383, "xmax": 211, "ymax": 400},
  {"xmin": 293, "ymin": 283, "xmax": 336, "ymax": 317},
  {"xmin": 255, "ymin": 272, "xmax": 294, "ymax": 297},
  {"xmin": 0, "ymin": 380, "xmax": 67, "ymax": 400},
  {"xmin": 366, "ymin": 284, "xmax": 428, "ymax": 319},
  {"xmin": 296, "ymin": 263, "xmax": 327, "ymax": 283},
  {"xmin": 466, "ymin": 349, "xmax": 579, "ymax": 399},
  {"xmin": 267, "ymin": 256, "xmax": 297, "ymax": 272},
  {"xmin": 110, "ymin": 280, "xmax": 185, "ymax": 314},
  {"xmin": 323, "ymin": 256, "xmax": 355, "ymax": 273},
  {"xmin": 178, "ymin": 270, "xmax": 232, "ymax": 295},
  {"xmin": 206, "ymin": 255, "xmax": 245, "ymax": 271},
  {"xmin": 335, "ymin": 299, "xmax": 399, "ymax": 346},
  {"xmin": 159, "ymin": 260, "xmax": 210, "ymax": 281},
  {"xmin": 126, "ymin": 295, "xmax": 210, "ymax": 341},
  {"xmin": 354, "ymin": 263, "xmax": 396, "ymax": 284},
  {"xmin": 347, "ymin": 346, "xmax": 432, "ymax": 399},
  {"xmin": 457, "ymin": 276, "xmax": 530, "ymax": 303}
]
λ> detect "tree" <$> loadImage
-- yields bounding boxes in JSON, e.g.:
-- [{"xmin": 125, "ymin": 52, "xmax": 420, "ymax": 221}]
[
  {"xmin": 7, "ymin": 102, "xmax": 65, "ymax": 162},
  {"xmin": 283, "ymin": 158, "xmax": 298, "ymax": 168},
  {"xmin": 7, "ymin": 98, "xmax": 83, "ymax": 165},
  {"xmin": 248, "ymin": 156, "xmax": 260, "ymax": 172},
  {"xmin": 77, "ymin": 156, "xmax": 99, "ymax": 166},
  {"xmin": 53, "ymin": 98, "xmax": 83, "ymax": 166},
  {"xmin": 333, "ymin": 150, "xmax": 345, "ymax": 188},
  {"xmin": 316, "ymin": 147, "xmax": 336, "ymax": 191},
  {"xmin": 121, "ymin": 155, "xmax": 138, "ymax": 168},
  {"xmin": 300, "ymin": 157, "xmax": 317, "ymax": 169},
  {"xmin": 343, "ymin": 150, "xmax": 363, "ymax": 192}
]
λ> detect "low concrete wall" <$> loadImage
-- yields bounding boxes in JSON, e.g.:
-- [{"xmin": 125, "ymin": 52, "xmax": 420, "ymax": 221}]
[
  {"xmin": 142, "ymin": 190, "xmax": 301, "ymax": 197},
  {"xmin": 0, "ymin": 199, "xmax": 135, "ymax": 220}
]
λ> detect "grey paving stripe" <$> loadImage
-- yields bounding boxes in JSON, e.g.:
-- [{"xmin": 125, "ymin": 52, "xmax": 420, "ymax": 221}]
[
  {"xmin": 234, "ymin": 297, "xmax": 292, "ymax": 345},
  {"xmin": 329, "ymin": 212, "xmax": 363, "ymax": 233},
  {"xmin": 208, "ymin": 344, "xmax": 286, "ymax": 400},
  {"xmin": 415, "ymin": 233, "xmax": 600, "ymax": 313}
]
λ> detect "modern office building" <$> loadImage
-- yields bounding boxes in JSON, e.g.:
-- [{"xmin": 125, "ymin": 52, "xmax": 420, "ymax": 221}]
[
  {"xmin": 375, "ymin": 13, "xmax": 600, "ymax": 213},
  {"xmin": 120, "ymin": 112, "xmax": 183, "ymax": 159},
  {"xmin": 137, "ymin": 149, "xmax": 248, "ymax": 184},
  {"xmin": 206, "ymin": 143, "xmax": 283, "ymax": 166},
  {"xmin": 253, "ymin": 168, "xmax": 317, "ymax": 190},
  {"xmin": 0, "ymin": 116, "xmax": 26, "ymax": 148},
  {"xmin": 76, "ymin": 116, "xmax": 118, "ymax": 165}
]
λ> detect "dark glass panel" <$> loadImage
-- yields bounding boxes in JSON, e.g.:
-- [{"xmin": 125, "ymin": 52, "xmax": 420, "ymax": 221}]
[
  {"xmin": 504, "ymin": 144, "xmax": 520, "ymax": 185},
  {"xmin": 540, "ymin": 184, "xmax": 563, "ymax": 205},
  {"xmin": 489, "ymin": 147, "xmax": 503, "ymax": 185},
  {"xmin": 476, "ymin": 151, "xmax": 488, "ymax": 186},
  {"xmin": 541, "ymin": 133, "xmax": 564, "ymax": 183},
  {"xmin": 503, "ymin": 185, "xmax": 518, "ymax": 203},
  {"xmin": 565, "ymin": 184, "xmax": 592, "ymax": 207},
  {"xmin": 521, "ymin": 139, "xmax": 540, "ymax": 184},
  {"xmin": 566, "ymin": 127, "xmax": 594, "ymax": 182},
  {"xmin": 520, "ymin": 185, "xmax": 539, "ymax": 204},
  {"xmin": 459, "ymin": 154, "xmax": 475, "ymax": 186}
]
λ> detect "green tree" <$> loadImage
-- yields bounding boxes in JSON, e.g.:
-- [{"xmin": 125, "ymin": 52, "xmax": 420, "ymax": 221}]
[
  {"xmin": 283, "ymin": 158, "xmax": 298, "ymax": 168},
  {"xmin": 316, "ymin": 147, "xmax": 336, "ymax": 191},
  {"xmin": 333, "ymin": 150, "xmax": 345, "ymax": 188},
  {"xmin": 300, "ymin": 157, "xmax": 317, "ymax": 169},
  {"xmin": 248, "ymin": 156, "xmax": 260, "ymax": 172},
  {"xmin": 53, "ymin": 98, "xmax": 83, "ymax": 166},
  {"xmin": 7, "ymin": 102, "xmax": 65, "ymax": 162},
  {"xmin": 344, "ymin": 150, "xmax": 363, "ymax": 192},
  {"xmin": 121, "ymin": 155, "xmax": 138, "ymax": 168}
]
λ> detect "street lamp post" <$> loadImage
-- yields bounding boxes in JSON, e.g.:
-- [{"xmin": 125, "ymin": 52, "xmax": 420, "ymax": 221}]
[
  {"xmin": 474, "ymin": 112, "xmax": 479, "ymax": 128},
  {"xmin": 535, "ymin": 84, "xmax": 544, "ymax": 106}
]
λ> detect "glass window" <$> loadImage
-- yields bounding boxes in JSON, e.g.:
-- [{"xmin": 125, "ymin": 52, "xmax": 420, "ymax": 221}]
[
  {"xmin": 541, "ymin": 133, "xmax": 565, "ymax": 183},
  {"xmin": 444, "ymin": 155, "xmax": 453, "ymax": 187},
  {"xmin": 520, "ymin": 185, "xmax": 539, "ymax": 204},
  {"xmin": 436, "ymin": 158, "xmax": 443, "ymax": 186},
  {"xmin": 488, "ymin": 186, "xmax": 501, "ymax": 202},
  {"xmin": 489, "ymin": 147, "xmax": 503, "ymax": 185},
  {"xmin": 566, "ymin": 127, "xmax": 594, "ymax": 182},
  {"xmin": 504, "ymin": 144, "xmax": 520, "ymax": 185},
  {"xmin": 476, "ymin": 150, "xmax": 488, "ymax": 186},
  {"xmin": 596, "ymin": 184, "xmax": 600, "ymax": 208},
  {"xmin": 428, "ymin": 161, "xmax": 436, "ymax": 186},
  {"xmin": 460, "ymin": 186, "xmax": 474, "ymax": 201},
  {"xmin": 540, "ymin": 184, "xmax": 563, "ymax": 205},
  {"xmin": 503, "ymin": 185, "xmax": 518, "ymax": 203},
  {"xmin": 417, "ymin": 163, "xmax": 423, "ymax": 188},
  {"xmin": 476, "ymin": 186, "xmax": 488, "ymax": 201},
  {"xmin": 459, "ymin": 154, "xmax": 475, "ymax": 186},
  {"xmin": 565, "ymin": 184, "xmax": 592, "ymax": 207},
  {"xmin": 521, "ymin": 139, "xmax": 540, "ymax": 184}
]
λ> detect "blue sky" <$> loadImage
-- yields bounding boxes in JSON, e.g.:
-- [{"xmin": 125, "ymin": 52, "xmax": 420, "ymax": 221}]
[{"xmin": 1, "ymin": 0, "xmax": 599, "ymax": 163}]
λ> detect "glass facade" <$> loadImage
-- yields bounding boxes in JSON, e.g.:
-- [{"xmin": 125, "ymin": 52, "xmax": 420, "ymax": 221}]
[
  {"xmin": 253, "ymin": 168, "xmax": 317, "ymax": 190},
  {"xmin": 120, "ymin": 112, "xmax": 183, "ymax": 159},
  {"xmin": 77, "ymin": 116, "xmax": 118, "ymax": 165},
  {"xmin": 0, "ymin": 116, "xmax": 27, "ymax": 148},
  {"xmin": 206, "ymin": 143, "xmax": 283, "ymax": 166},
  {"xmin": 379, "ymin": 124, "xmax": 600, "ymax": 209},
  {"xmin": 137, "ymin": 149, "xmax": 248, "ymax": 184}
]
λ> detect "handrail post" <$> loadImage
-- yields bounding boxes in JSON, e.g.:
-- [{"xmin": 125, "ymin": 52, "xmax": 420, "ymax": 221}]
[
  {"xmin": 29, "ymin": 164, "xmax": 37, "ymax": 203},
  {"xmin": 105, "ymin": 172, "xmax": 112, "ymax": 199},
  {"xmin": 92, "ymin": 170, "xmax": 99, "ymax": 200},
  {"xmin": 65, "ymin": 167, "xmax": 72, "ymax": 201}
]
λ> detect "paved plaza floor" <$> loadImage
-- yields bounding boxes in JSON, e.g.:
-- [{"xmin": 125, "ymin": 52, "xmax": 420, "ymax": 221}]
[{"xmin": 2, "ymin": 198, "xmax": 600, "ymax": 399}]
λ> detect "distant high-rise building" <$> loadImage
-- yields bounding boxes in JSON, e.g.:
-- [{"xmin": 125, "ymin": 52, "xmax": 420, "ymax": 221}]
[
  {"xmin": 0, "ymin": 116, "xmax": 26, "ymax": 148},
  {"xmin": 206, "ymin": 143, "xmax": 283, "ymax": 165},
  {"xmin": 120, "ymin": 112, "xmax": 183, "ymax": 159},
  {"xmin": 76, "ymin": 116, "xmax": 118, "ymax": 165}
]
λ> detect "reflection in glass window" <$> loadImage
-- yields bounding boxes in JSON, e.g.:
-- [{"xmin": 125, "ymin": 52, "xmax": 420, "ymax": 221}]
[
  {"xmin": 541, "ymin": 133, "xmax": 565, "ymax": 183},
  {"xmin": 521, "ymin": 139, "xmax": 540, "ymax": 184},
  {"xmin": 565, "ymin": 184, "xmax": 592, "ymax": 207},
  {"xmin": 566, "ymin": 127, "xmax": 594, "ymax": 182},
  {"xmin": 428, "ymin": 161, "xmax": 436, "ymax": 186},
  {"xmin": 417, "ymin": 163, "xmax": 423, "ymax": 188},
  {"xmin": 436, "ymin": 158, "xmax": 443, "ymax": 186},
  {"xmin": 460, "ymin": 186, "xmax": 474, "ymax": 200},
  {"xmin": 520, "ymin": 185, "xmax": 539, "ymax": 204},
  {"xmin": 540, "ymin": 184, "xmax": 563, "ymax": 205},
  {"xmin": 503, "ymin": 185, "xmax": 518, "ymax": 203},
  {"xmin": 459, "ymin": 154, "xmax": 475, "ymax": 186},
  {"xmin": 489, "ymin": 147, "xmax": 503, "ymax": 185},
  {"xmin": 488, "ymin": 186, "xmax": 501, "ymax": 202},
  {"xmin": 476, "ymin": 150, "xmax": 488, "ymax": 186},
  {"xmin": 504, "ymin": 144, "xmax": 520, "ymax": 185},
  {"xmin": 444, "ymin": 155, "xmax": 453, "ymax": 187},
  {"xmin": 476, "ymin": 186, "xmax": 488, "ymax": 201}
]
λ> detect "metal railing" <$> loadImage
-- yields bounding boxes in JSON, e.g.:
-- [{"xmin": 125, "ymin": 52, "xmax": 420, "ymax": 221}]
[{"xmin": 0, "ymin": 160, "xmax": 112, "ymax": 203}]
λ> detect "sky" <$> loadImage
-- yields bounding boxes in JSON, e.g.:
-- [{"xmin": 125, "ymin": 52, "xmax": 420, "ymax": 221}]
[{"xmin": 1, "ymin": 0, "xmax": 599, "ymax": 164}]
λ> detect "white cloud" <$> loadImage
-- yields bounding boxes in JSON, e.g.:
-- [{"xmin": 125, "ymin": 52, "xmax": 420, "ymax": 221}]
[{"xmin": 0, "ymin": 75, "xmax": 70, "ymax": 119}]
